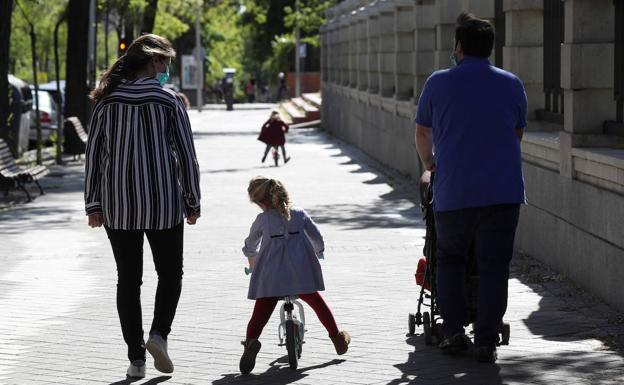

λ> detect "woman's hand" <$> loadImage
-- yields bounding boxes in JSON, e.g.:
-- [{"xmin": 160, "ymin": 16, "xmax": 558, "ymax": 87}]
[
  {"xmin": 187, "ymin": 212, "xmax": 200, "ymax": 225},
  {"xmin": 88, "ymin": 213, "xmax": 104, "ymax": 228}
]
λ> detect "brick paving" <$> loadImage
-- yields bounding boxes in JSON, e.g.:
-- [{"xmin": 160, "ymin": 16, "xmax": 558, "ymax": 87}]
[{"xmin": 1, "ymin": 108, "xmax": 623, "ymax": 385}]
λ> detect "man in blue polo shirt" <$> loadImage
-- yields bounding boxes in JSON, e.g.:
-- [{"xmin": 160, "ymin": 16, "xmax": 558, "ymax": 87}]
[{"xmin": 415, "ymin": 12, "xmax": 527, "ymax": 363}]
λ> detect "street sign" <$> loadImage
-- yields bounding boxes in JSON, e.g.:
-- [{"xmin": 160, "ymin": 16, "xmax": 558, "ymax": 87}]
[
  {"xmin": 182, "ymin": 55, "xmax": 199, "ymax": 89},
  {"xmin": 299, "ymin": 43, "xmax": 307, "ymax": 59},
  {"xmin": 192, "ymin": 47, "xmax": 206, "ymax": 61}
]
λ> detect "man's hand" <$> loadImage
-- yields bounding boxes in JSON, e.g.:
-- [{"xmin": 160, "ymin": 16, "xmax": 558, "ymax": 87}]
[
  {"xmin": 248, "ymin": 256, "xmax": 255, "ymax": 269},
  {"xmin": 88, "ymin": 213, "xmax": 104, "ymax": 228},
  {"xmin": 424, "ymin": 160, "xmax": 436, "ymax": 172},
  {"xmin": 187, "ymin": 212, "xmax": 200, "ymax": 225}
]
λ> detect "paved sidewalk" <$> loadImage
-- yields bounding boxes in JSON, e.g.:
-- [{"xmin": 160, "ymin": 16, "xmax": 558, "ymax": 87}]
[{"xmin": 0, "ymin": 108, "xmax": 623, "ymax": 385}]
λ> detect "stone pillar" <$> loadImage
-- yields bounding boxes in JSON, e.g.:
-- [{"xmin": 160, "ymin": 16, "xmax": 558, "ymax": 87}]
[
  {"xmin": 338, "ymin": 15, "xmax": 350, "ymax": 86},
  {"xmin": 355, "ymin": 7, "xmax": 369, "ymax": 91},
  {"xmin": 367, "ymin": 3, "xmax": 380, "ymax": 94},
  {"xmin": 559, "ymin": 0, "xmax": 616, "ymax": 177},
  {"xmin": 414, "ymin": 0, "xmax": 435, "ymax": 102},
  {"xmin": 393, "ymin": 1, "xmax": 416, "ymax": 101},
  {"xmin": 377, "ymin": 0, "xmax": 396, "ymax": 97},
  {"xmin": 503, "ymin": 0, "xmax": 544, "ymax": 122},
  {"xmin": 348, "ymin": 11, "xmax": 358, "ymax": 88},
  {"xmin": 320, "ymin": 24, "xmax": 329, "ymax": 84},
  {"xmin": 433, "ymin": 0, "xmax": 463, "ymax": 69}
]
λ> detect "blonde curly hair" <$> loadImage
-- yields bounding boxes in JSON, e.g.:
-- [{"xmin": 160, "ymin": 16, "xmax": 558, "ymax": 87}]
[{"xmin": 248, "ymin": 176, "xmax": 291, "ymax": 221}]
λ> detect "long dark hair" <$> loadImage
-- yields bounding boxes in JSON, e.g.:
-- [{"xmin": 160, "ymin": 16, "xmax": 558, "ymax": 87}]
[{"xmin": 90, "ymin": 34, "xmax": 176, "ymax": 102}]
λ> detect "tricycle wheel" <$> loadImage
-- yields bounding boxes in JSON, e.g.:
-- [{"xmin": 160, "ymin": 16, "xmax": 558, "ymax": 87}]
[
  {"xmin": 500, "ymin": 322, "xmax": 510, "ymax": 345},
  {"xmin": 285, "ymin": 320, "xmax": 299, "ymax": 370},
  {"xmin": 408, "ymin": 313, "xmax": 416, "ymax": 335},
  {"xmin": 423, "ymin": 312, "xmax": 432, "ymax": 345}
]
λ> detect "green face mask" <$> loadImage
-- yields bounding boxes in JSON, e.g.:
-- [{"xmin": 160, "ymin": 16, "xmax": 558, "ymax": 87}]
[{"xmin": 156, "ymin": 65, "xmax": 170, "ymax": 86}]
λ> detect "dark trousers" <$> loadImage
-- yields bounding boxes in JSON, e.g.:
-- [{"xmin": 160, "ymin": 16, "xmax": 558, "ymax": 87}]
[
  {"xmin": 105, "ymin": 222, "xmax": 184, "ymax": 362},
  {"xmin": 262, "ymin": 144, "xmax": 287, "ymax": 161},
  {"xmin": 434, "ymin": 204, "xmax": 520, "ymax": 348}
]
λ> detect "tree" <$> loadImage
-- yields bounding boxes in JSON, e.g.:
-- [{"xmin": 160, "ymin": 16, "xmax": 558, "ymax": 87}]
[
  {"xmin": 0, "ymin": 0, "xmax": 13, "ymax": 135},
  {"xmin": 65, "ymin": 0, "xmax": 91, "ymax": 126},
  {"xmin": 240, "ymin": 0, "xmax": 336, "ymax": 84},
  {"xmin": 141, "ymin": 0, "xmax": 157, "ymax": 33}
]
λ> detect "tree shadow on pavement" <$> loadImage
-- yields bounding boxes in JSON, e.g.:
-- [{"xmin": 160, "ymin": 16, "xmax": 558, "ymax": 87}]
[
  {"xmin": 388, "ymin": 335, "xmax": 504, "ymax": 385},
  {"xmin": 510, "ymin": 254, "xmax": 624, "ymax": 374},
  {"xmin": 194, "ymin": 131, "xmax": 258, "ymax": 138},
  {"xmin": 211, "ymin": 356, "xmax": 345, "ymax": 384},
  {"xmin": 108, "ymin": 375, "xmax": 171, "ymax": 385},
  {"xmin": 201, "ymin": 165, "xmax": 267, "ymax": 175},
  {"xmin": 288, "ymin": 129, "xmax": 424, "ymax": 230}
]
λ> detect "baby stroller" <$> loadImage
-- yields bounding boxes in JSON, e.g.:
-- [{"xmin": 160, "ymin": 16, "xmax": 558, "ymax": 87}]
[{"xmin": 408, "ymin": 171, "xmax": 510, "ymax": 346}]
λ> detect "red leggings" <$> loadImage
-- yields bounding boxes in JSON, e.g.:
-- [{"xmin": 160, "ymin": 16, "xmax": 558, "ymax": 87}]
[{"xmin": 246, "ymin": 292, "xmax": 339, "ymax": 339}]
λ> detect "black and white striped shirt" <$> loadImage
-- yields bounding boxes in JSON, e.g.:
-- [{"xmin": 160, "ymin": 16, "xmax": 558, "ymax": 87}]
[{"xmin": 84, "ymin": 77, "xmax": 201, "ymax": 230}]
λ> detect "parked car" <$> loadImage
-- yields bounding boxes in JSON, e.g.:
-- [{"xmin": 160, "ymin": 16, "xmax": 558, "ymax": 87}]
[
  {"xmin": 29, "ymin": 88, "xmax": 59, "ymax": 145},
  {"xmin": 5, "ymin": 75, "xmax": 32, "ymax": 157},
  {"xmin": 38, "ymin": 80, "xmax": 65, "ymax": 111}
]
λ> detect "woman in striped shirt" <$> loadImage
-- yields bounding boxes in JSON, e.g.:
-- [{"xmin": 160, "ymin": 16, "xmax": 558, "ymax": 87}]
[{"xmin": 84, "ymin": 34, "xmax": 200, "ymax": 379}]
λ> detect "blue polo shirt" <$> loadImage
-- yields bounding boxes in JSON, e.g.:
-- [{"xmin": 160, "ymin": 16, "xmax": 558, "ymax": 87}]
[{"xmin": 416, "ymin": 56, "xmax": 527, "ymax": 212}]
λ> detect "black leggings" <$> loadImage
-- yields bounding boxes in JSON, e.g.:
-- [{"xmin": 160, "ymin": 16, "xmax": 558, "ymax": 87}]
[
  {"xmin": 262, "ymin": 144, "xmax": 287, "ymax": 161},
  {"xmin": 105, "ymin": 222, "xmax": 184, "ymax": 362}
]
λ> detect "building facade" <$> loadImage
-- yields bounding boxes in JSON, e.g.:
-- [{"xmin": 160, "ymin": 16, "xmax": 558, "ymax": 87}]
[{"xmin": 321, "ymin": 0, "xmax": 624, "ymax": 310}]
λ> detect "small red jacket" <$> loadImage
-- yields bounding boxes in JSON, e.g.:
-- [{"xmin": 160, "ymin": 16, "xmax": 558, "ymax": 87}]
[{"xmin": 258, "ymin": 118, "xmax": 289, "ymax": 146}]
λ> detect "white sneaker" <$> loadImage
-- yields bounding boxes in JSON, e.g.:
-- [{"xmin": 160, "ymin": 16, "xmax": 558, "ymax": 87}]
[
  {"xmin": 126, "ymin": 360, "xmax": 146, "ymax": 378},
  {"xmin": 146, "ymin": 334, "xmax": 174, "ymax": 373}
]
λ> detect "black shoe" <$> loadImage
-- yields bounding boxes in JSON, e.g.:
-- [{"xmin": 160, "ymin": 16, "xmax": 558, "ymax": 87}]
[
  {"xmin": 239, "ymin": 339, "xmax": 261, "ymax": 374},
  {"xmin": 439, "ymin": 333, "xmax": 471, "ymax": 354},
  {"xmin": 474, "ymin": 345, "xmax": 497, "ymax": 363},
  {"xmin": 284, "ymin": 156, "xmax": 291, "ymax": 164}
]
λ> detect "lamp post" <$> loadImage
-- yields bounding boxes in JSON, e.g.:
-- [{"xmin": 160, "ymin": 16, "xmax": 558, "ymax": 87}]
[
  {"xmin": 195, "ymin": 1, "xmax": 203, "ymax": 112},
  {"xmin": 294, "ymin": 0, "xmax": 301, "ymax": 97}
]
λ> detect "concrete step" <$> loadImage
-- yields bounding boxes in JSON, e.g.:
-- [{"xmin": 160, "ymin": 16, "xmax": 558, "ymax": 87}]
[
  {"xmin": 291, "ymin": 97, "xmax": 320, "ymax": 121},
  {"xmin": 280, "ymin": 100, "xmax": 308, "ymax": 124},
  {"xmin": 302, "ymin": 92, "xmax": 322, "ymax": 109},
  {"xmin": 277, "ymin": 106, "xmax": 293, "ymax": 125}
]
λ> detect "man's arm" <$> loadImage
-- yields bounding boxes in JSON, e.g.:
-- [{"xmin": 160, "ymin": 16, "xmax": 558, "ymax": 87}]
[
  {"xmin": 415, "ymin": 124, "xmax": 435, "ymax": 171},
  {"xmin": 515, "ymin": 127, "xmax": 524, "ymax": 141}
]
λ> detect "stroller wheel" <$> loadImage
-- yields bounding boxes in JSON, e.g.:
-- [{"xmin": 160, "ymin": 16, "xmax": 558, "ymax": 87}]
[
  {"xmin": 408, "ymin": 313, "xmax": 416, "ymax": 335},
  {"xmin": 423, "ymin": 312, "xmax": 432, "ymax": 345},
  {"xmin": 500, "ymin": 322, "xmax": 510, "ymax": 345}
]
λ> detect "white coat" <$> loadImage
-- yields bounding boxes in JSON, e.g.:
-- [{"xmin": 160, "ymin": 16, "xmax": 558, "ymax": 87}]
[{"xmin": 242, "ymin": 207, "xmax": 325, "ymax": 299}]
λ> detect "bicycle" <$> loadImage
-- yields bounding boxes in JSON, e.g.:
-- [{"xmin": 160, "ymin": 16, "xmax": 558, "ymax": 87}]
[{"xmin": 244, "ymin": 268, "xmax": 307, "ymax": 370}]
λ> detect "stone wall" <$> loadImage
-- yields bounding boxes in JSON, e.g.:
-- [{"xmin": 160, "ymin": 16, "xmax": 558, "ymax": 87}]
[{"xmin": 321, "ymin": 0, "xmax": 624, "ymax": 311}]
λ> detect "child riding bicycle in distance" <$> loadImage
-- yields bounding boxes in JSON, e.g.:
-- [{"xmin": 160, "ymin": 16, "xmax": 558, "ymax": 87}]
[
  {"xmin": 239, "ymin": 176, "xmax": 351, "ymax": 374},
  {"xmin": 258, "ymin": 110, "xmax": 290, "ymax": 164}
]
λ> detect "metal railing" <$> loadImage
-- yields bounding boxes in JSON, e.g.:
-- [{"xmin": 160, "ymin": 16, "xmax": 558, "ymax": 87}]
[
  {"xmin": 540, "ymin": 0, "xmax": 565, "ymax": 123},
  {"xmin": 494, "ymin": 0, "xmax": 505, "ymax": 68}
]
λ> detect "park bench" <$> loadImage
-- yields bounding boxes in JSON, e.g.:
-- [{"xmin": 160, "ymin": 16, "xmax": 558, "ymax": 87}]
[
  {"xmin": 0, "ymin": 138, "xmax": 49, "ymax": 202},
  {"xmin": 64, "ymin": 116, "xmax": 87, "ymax": 159}
]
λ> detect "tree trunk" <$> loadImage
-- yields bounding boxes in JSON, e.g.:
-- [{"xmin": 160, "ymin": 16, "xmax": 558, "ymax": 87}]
[
  {"xmin": 65, "ymin": 0, "xmax": 91, "ymax": 127},
  {"xmin": 0, "ymin": 0, "xmax": 13, "ymax": 134},
  {"xmin": 141, "ymin": 0, "xmax": 158, "ymax": 34}
]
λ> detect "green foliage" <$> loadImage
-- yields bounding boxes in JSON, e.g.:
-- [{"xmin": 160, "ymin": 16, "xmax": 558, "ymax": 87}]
[
  {"xmin": 8, "ymin": 0, "xmax": 332, "ymax": 100},
  {"xmin": 202, "ymin": 3, "xmax": 244, "ymax": 86},
  {"xmin": 240, "ymin": 0, "xmax": 335, "ymax": 86},
  {"xmin": 10, "ymin": 0, "xmax": 69, "ymax": 82},
  {"xmin": 283, "ymin": 0, "xmax": 335, "ymax": 47}
]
